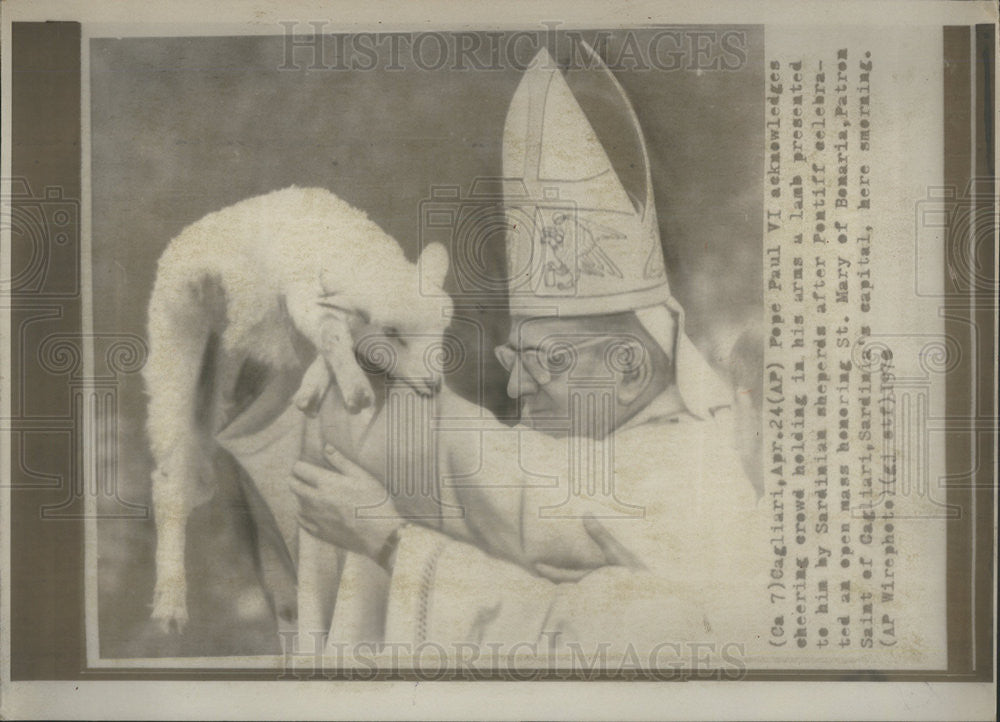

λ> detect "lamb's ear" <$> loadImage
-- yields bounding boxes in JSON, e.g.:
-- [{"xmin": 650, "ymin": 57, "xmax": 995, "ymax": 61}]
[{"xmin": 419, "ymin": 242, "xmax": 449, "ymax": 289}]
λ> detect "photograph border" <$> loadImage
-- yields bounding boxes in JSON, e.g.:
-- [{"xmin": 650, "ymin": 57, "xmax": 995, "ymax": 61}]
[{"xmin": 1, "ymin": 2, "xmax": 996, "ymax": 718}]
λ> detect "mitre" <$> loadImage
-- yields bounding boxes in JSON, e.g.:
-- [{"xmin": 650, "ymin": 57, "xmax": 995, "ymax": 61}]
[
  {"xmin": 502, "ymin": 43, "xmax": 671, "ymax": 316},
  {"xmin": 501, "ymin": 44, "xmax": 731, "ymax": 420}
]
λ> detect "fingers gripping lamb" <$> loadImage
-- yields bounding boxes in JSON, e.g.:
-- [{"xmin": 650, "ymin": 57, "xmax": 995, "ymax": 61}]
[{"xmin": 144, "ymin": 186, "xmax": 452, "ymax": 632}]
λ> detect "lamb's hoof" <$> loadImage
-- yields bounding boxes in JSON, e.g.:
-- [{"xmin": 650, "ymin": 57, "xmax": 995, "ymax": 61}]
[
  {"xmin": 344, "ymin": 387, "xmax": 373, "ymax": 414},
  {"xmin": 152, "ymin": 611, "xmax": 188, "ymax": 635},
  {"xmin": 151, "ymin": 588, "xmax": 189, "ymax": 634},
  {"xmin": 293, "ymin": 386, "xmax": 326, "ymax": 418},
  {"xmin": 293, "ymin": 358, "xmax": 331, "ymax": 417}
]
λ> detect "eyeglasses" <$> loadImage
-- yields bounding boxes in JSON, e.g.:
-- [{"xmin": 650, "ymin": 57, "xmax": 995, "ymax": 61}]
[{"xmin": 494, "ymin": 336, "xmax": 610, "ymax": 385}]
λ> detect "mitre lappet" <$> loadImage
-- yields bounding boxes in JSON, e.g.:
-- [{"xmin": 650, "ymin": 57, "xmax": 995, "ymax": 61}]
[{"xmin": 501, "ymin": 43, "xmax": 730, "ymax": 418}]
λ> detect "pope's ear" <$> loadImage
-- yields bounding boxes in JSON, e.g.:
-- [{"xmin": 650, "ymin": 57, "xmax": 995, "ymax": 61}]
[{"xmin": 419, "ymin": 242, "xmax": 450, "ymax": 289}]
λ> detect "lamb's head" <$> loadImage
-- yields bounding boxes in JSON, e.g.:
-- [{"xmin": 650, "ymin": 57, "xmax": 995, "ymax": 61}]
[
  {"xmin": 302, "ymin": 242, "xmax": 454, "ymax": 411},
  {"xmin": 353, "ymin": 242, "xmax": 455, "ymax": 397}
]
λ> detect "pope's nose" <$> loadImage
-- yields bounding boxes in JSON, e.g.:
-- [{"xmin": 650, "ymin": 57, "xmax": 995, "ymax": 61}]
[{"xmin": 506, "ymin": 360, "xmax": 539, "ymax": 399}]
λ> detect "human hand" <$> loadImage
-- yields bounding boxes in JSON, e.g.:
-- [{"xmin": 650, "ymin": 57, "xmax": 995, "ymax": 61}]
[
  {"xmin": 291, "ymin": 444, "xmax": 402, "ymax": 560},
  {"xmin": 534, "ymin": 514, "xmax": 648, "ymax": 583}
]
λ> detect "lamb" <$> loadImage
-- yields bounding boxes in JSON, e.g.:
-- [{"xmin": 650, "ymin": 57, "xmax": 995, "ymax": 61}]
[{"xmin": 143, "ymin": 186, "xmax": 452, "ymax": 632}]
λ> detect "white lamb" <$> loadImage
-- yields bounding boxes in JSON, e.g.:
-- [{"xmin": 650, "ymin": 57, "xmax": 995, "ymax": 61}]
[{"xmin": 143, "ymin": 186, "xmax": 452, "ymax": 632}]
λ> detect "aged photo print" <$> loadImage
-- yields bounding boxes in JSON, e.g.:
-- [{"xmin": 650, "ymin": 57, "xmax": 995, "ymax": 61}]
[
  {"xmin": 2, "ymin": 1, "xmax": 996, "ymax": 719},
  {"xmin": 85, "ymin": 27, "xmax": 770, "ymax": 672}
]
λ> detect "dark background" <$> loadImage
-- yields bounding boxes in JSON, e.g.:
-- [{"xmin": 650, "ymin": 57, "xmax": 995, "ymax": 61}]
[{"xmin": 89, "ymin": 29, "xmax": 764, "ymax": 659}]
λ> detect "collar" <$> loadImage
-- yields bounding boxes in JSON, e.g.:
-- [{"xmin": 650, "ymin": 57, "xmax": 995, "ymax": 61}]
[
  {"xmin": 617, "ymin": 383, "xmax": 688, "ymax": 432},
  {"xmin": 641, "ymin": 296, "xmax": 733, "ymax": 422}
]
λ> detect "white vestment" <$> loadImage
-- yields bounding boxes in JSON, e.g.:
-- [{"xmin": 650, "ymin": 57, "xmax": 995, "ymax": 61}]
[
  {"xmin": 215, "ymin": 362, "xmax": 770, "ymax": 663},
  {"xmin": 381, "ymin": 387, "xmax": 771, "ymax": 664}
]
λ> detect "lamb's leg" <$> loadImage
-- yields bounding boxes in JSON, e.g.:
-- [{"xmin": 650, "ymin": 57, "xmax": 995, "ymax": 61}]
[
  {"xmin": 146, "ymin": 274, "xmax": 226, "ymax": 633},
  {"xmin": 317, "ymin": 313, "xmax": 374, "ymax": 414},
  {"xmin": 292, "ymin": 355, "xmax": 331, "ymax": 418},
  {"xmin": 286, "ymin": 284, "xmax": 374, "ymax": 415},
  {"xmin": 151, "ymin": 465, "xmax": 191, "ymax": 633},
  {"xmin": 149, "ymin": 439, "xmax": 213, "ymax": 633}
]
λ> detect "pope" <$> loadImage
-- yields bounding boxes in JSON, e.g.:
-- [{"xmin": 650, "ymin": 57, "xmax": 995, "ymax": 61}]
[{"xmin": 283, "ymin": 44, "xmax": 770, "ymax": 664}]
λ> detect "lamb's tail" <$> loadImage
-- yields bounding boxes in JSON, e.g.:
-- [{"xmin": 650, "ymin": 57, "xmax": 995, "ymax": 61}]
[{"xmin": 144, "ymin": 251, "xmax": 227, "ymax": 632}]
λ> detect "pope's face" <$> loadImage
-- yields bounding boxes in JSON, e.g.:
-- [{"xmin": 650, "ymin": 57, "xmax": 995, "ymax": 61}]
[{"xmin": 496, "ymin": 315, "xmax": 647, "ymax": 435}]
